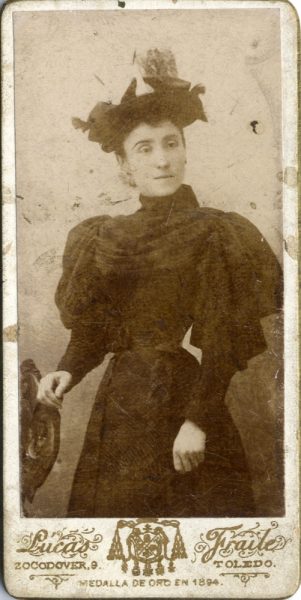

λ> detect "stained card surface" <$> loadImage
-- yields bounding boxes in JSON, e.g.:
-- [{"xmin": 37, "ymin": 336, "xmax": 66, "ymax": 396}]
[{"xmin": 2, "ymin": 0, "xmax": 299, "ymax": 597}]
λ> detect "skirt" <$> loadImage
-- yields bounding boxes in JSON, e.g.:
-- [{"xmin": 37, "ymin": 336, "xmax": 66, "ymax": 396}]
[{"xmin": 67, "ymin": 347, "xmax": 255, "ymax": 517}]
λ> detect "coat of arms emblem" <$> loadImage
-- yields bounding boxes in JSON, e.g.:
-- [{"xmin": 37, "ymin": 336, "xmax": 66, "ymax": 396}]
[{"xmin": 108, "ymin": 518, "xmax": 187, "ymax": 576}]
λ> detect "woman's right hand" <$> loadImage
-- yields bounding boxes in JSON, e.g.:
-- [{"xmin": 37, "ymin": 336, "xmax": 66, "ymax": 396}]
[{"xmin": 37, "ymin": 371, "xmax": 72, "ymax": 409}]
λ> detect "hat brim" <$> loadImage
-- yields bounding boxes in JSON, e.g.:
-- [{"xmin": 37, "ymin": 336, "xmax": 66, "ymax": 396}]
[{"xmin": 88, "ymin": 88, "xmax": 207, "ymax": 153}]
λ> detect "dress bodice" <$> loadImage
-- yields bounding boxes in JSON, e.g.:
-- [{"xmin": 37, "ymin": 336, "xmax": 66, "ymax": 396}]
[{"xmin": 56, "ymin": 184, "xmax": 282, "ymax": 370}]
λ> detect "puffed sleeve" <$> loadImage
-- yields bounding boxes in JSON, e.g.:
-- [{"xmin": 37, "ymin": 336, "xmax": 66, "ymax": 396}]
[
  {"xmin": 55, "ymin": 216, "xmax": 111, "ymax": 386},
  {"xmin": 184, "ymin": 211, "xmax": 283, "ymax": 430}
]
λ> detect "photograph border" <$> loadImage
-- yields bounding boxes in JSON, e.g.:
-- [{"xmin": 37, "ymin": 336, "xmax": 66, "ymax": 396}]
[{"xmin": 2, "ymin": 0, "xmax": 300, "ymax": 597}]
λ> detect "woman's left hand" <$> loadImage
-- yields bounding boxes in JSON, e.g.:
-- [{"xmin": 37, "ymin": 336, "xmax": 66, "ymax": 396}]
[{"xmin": 173, "ymin": 419, "xmax": 206, "ymax": 473}]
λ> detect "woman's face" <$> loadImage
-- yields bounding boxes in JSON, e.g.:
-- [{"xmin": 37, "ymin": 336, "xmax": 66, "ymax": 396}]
[{"xmin": 118, "ymin": 120, "xmax": 186, "ymax": 197}]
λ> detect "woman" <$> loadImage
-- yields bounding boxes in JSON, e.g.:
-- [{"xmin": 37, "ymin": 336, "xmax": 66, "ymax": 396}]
[{"xmin": 37, "ymin": 49, "xmax": 282, "ymax": 518}]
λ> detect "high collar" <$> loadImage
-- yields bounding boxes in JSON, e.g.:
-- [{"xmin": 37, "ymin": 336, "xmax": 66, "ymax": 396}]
[{"xmin": 139, "ymin": 184, "xmax": 199, "ymax": 214}]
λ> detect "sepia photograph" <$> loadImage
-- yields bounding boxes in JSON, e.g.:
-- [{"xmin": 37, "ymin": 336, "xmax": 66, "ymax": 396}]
[
  {"xmin": 15, "ymin": 6, "xmax": 285, "ymax": 519},
  {"xmin": 3, "ymin": 1, "xmax": 299, "ymax": 598}
]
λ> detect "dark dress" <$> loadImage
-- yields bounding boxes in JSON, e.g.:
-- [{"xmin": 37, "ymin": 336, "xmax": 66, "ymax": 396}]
[{"xmin": 55, "ymin": 184, "xmax": 282, "ymax": 518}]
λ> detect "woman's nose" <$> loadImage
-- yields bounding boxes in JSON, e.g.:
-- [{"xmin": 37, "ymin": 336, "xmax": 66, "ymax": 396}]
[{"xmin": 154, "ymin": 150, "xmax": 170, "ymax": 168}]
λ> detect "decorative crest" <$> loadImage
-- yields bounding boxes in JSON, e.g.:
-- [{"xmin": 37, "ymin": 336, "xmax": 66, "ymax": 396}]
[{"xmin": 108, "ymin": 518, "xmax": 187, "ymax": 576}]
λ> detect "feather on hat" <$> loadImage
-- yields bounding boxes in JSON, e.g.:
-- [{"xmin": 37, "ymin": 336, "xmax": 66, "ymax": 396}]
[{"xmin": 73, "ymin": 48, "xmax": 207, "ymax": 153}]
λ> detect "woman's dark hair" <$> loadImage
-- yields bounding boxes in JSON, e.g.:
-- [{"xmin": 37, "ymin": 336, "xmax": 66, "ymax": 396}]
[{"xmin": 113, "ymin": 114, "xmax": 185, "ymax": 158}]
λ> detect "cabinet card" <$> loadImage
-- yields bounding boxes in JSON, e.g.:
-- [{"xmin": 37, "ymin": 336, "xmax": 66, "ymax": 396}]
[{"xmin": 2, "ymin": 0, "xmax": 299, "ymax": 597}]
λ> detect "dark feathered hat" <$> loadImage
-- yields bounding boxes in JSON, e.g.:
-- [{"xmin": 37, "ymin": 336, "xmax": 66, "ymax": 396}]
[{"xmin": 72, "ymin": 48, "xmax": 207, "ymax": 153}]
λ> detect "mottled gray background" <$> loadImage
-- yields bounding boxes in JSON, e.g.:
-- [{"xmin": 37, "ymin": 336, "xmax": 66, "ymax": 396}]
[{"xmin": 14, "ymin": 8, "xmax": 283, "ymax": 516}]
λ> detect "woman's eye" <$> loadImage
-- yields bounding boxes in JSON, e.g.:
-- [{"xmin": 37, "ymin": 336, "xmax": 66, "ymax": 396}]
[
  {"xmin": 167, "ymin": 140, "xmax": 178, "ymax": 148},
  {"xmin": 138, "ymin": 145, "xmax": 151, "ymax": 154}
]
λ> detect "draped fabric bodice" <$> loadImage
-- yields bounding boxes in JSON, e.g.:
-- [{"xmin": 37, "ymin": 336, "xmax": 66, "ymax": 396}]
[{"xmin": 56, "ymin": 184, "xmax": 282, "ymax": 373}]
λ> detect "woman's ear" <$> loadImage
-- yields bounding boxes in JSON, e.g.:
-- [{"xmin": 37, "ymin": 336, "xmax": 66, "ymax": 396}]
[{"xmin": 116, "ymin": 154, "xmax": 136, "ymax": 188}]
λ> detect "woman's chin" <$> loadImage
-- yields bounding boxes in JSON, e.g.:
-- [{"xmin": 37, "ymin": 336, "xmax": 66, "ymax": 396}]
[{"xmin": 143, "ymin": 179, "xmax": 182, "ymax": 197}]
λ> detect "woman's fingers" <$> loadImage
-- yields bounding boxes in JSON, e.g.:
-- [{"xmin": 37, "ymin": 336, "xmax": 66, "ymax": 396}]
[
  {"xmin": 38, "ymin": 387, "xmax": 62, "ymax": 409},
  {"xmin": 190, "ymin": 451, "xmax": 203, "ymax": 469},
  {"xmin": 173, "ymin": 453, "xmax": 189, "ymax": 473},
  {"xmin": 173, "ymin": 452, "xmax": 183, "ymax": 472},
  {"xmin": 55, "ymin": 382, "xmax": 67, "ymax": 399},
  {"xmin": 44, "ymin": 389, "xmax": 58, "ymax": 402},
  {"xmin": 37, "ymin": 382, "xmax": 55, "ymax": 402},
  {"xmin": 181, "ymin": 454, "xmax": 193, "ymax": 472},
  {"xmin": 46, "ymin": 392, "xmax": 63, "ymax": 409},
  {"xmin": 37, "ymin": 372, "xmax": 69, "ymax": 408},
  {"xmin": 173, "ymin": 451, "xmax": 202, "ymax": 473},
  {"xmin": 40, "ymin": 395, "xmax": 62, "ymax": 410},
  {"xmin": 173, "ymin": 420, "xmax": 206, "ymax": 473}
]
